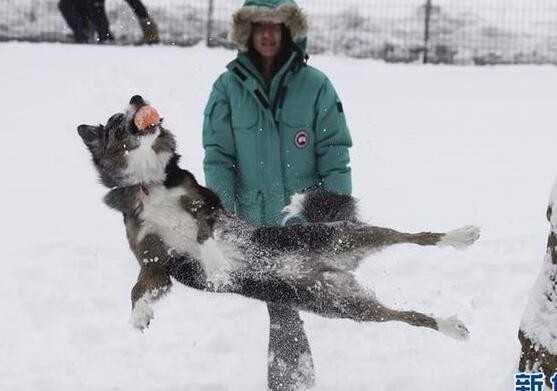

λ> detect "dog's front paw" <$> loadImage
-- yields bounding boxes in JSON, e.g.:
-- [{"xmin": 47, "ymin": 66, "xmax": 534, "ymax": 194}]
[
  {"xmin": 438, "ymin": 225, "xmax": 480, "ymax": 249},
  {"xmin": 436, "ymin": 316, "xmax": 470, "ymax": 340},
  {"xmin": 130, "ymin": 295, "xmax": 154, "ymax": 332}
]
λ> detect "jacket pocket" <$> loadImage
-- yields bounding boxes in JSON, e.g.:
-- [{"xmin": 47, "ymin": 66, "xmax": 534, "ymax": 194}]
[
  {"xmin": 281, "ymin": 107, "xmax": 312, "ymax": 129},
  {"xmin": 203, "ymin": 95, "xmax": 219, "ymax": 117},
  {"xmin": 231, "ymin": 109, "xmax": 259, "ymax": 188},
  {"xmin": 231, "ymin": 108, "xmax": 258, "ymax": 129}
]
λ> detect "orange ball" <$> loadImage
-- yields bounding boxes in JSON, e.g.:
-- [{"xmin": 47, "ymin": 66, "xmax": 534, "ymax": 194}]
[{"xmin": 134, "ymin": 105, "xmax": 160, "ymax": 131}]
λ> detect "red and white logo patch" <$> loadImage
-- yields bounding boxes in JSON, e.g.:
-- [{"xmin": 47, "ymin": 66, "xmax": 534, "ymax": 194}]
[{"xmin": 294, "ymin": 130, "xmax": 310, "ymax": 149}]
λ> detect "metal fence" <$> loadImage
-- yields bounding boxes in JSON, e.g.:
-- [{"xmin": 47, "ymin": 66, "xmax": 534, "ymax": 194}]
[{"xmin": 1, "ymin": 0, "xmax": 556, "ymax": 65}]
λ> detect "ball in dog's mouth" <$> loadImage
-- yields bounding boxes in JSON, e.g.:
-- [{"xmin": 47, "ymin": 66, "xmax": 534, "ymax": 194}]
[{"xmin": 134, "ymin": 105, "xmax": 160, "ymax": 134}]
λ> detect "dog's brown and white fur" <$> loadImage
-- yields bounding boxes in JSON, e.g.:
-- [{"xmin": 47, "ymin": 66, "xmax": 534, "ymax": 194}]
[{"xmin": 78, "ymin": 95, "xmax": 480, "ymax": 340}]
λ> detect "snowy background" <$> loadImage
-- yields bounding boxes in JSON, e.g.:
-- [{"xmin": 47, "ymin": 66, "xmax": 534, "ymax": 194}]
[
  {"xmin": 1, "ymin": 0, "xmax": 557, "ymax": 64},
  {"xmin": 1, "ymin": 41, "xmax": 556, "ymax": 390}
]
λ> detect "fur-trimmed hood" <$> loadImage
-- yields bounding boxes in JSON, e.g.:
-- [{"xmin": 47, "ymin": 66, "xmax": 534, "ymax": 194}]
[{"xmin": 229, "ymin": 0, "xmax": 308, "ymax": 52}]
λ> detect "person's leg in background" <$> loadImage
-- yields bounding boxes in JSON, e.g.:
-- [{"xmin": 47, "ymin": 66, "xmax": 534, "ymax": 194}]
[
  {"xmin": 58, "ymin": 0, "xmax": 90, "ymax": 43},
  {"xmin": 124, "ymin": 0, "xmax": 159, "ymax": 44},
  {"xmin": 267, "ymin": 304, "xmax": 315, "ymax": 391},
  {"xmin": 84, "ymin": 0, "xmax": 113, "ymax": 43}
]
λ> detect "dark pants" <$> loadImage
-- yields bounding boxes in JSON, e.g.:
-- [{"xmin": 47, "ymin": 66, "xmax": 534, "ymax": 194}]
[
  {"xmin": 124, "ymin": 0, "xmax": 149, "ymax": 20},
  {"xmin": 58, "ymin": 0, "xmax": 112, "ymax": 42},
  {"xmin": 267, "ymin": 304, "xmax": 315, "ymax": 391}
]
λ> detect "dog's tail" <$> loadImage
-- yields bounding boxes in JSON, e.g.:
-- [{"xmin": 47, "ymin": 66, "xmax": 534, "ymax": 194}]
[{"xmin": 282, "ymin": 190, "xmax": 359, "ymax": 225}]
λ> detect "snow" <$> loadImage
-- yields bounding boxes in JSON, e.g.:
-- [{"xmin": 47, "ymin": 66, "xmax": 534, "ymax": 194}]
[
  {"xmin": 519, "ymin": 176, "xmax": 557, "ymax": 355},
  {"xmin": 520, "ymin": 254, "xmax": 557, "ymax": 355},
  {"xmin": 1, "ymin": 41, "xmax": 556, "ymax": 390},
  {"xmin": 551, "ymin": 178, "xmax": 557, "ymax": 227}
]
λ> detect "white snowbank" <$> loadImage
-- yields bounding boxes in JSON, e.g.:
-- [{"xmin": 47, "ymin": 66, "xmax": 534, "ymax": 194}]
[{"xmin": 520, "ymin": 176, "xmax": 557, "ymax": 354}]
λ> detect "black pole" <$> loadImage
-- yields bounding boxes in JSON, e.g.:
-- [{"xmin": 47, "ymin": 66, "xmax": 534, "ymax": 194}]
[
  {"xmin": 423, "ymin": 0, "xmax": 432, "ymax": 64},
  {"xmin": 206, "ymin": 0, "xmax": 215, "ymax": 47}
]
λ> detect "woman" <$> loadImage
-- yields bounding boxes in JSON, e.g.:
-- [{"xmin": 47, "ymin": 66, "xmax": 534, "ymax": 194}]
[{"xmin": 202, "ymin": 1, "xmax": 352, "ymax": 389}]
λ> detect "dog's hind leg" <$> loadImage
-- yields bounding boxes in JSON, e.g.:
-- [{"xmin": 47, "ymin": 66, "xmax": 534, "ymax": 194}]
[
  {"xmin": 237, "ymin": 269, "xmax": 469, "ymax": 340},
  {"xmin": 354, "ymin": 300, "xmax": 470, "ymax": 340},
  {"xmin": 339, "ymin": 224, "xmax": 480, "ymax": 251},
  {"xmin": 302, "ymin": 273, "xmax": 470, "ymax": 340}
]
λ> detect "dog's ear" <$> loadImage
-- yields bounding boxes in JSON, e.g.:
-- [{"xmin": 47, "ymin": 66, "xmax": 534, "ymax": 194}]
[{"xmin": 78, "ymin": 124, "xmax": 104, "ymax": 155}]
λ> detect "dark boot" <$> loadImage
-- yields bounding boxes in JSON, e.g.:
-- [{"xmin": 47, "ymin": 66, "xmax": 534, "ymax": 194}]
[
  {"xmin": 137, "ymin": 17, "xmax": 160, "ymax": 45},
  {"xmin": 97, "ymin": 31, "xmax": 114, "ymax": 44}
]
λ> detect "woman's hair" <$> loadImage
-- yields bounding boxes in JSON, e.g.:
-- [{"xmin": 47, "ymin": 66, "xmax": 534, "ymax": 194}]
[{"xmin": 247, "ymin": 24, "xmax": 300, "ymax": 79}]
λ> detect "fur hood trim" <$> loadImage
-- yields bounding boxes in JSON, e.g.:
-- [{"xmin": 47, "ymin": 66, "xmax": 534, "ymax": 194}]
[{"xmin": 229, "ymin": 4, "xmax": 308, "ymax": 52}]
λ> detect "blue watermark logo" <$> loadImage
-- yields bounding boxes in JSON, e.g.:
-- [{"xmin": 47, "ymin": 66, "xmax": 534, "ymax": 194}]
[{"xmin": 514, "ymin": 372, "xmax": 557, "ymax": 391}]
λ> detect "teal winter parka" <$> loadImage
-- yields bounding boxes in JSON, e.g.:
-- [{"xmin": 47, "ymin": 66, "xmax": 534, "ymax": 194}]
[{"xmin": 202, "ymin": 1, "xmax": 352, "ymax": 227}]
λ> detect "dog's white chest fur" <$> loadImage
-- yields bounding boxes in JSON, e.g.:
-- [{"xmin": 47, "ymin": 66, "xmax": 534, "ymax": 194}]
[
  {"xmin": 139, "ymin": 186, "xmax": 200, "ymax": 258},
  {"xmin": 124, "ymin": 130, "xmax": 171, "ymax": 185},
  {"xmin": 199, "ymin": 237, "xmax": 242, "ymax": 289},
  {"xmin": 139, "ymin": 186, "xmax": 242, "ymax": 286}
]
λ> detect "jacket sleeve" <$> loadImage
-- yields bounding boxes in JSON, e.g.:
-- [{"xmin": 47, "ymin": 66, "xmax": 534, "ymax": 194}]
[
  {"xmin": 313, "ymin": 77, "xmax": 353, "ymax": 195},
  {"xmin": 202, "ymin": 77, "xmax": 237, "ymax": 213}
]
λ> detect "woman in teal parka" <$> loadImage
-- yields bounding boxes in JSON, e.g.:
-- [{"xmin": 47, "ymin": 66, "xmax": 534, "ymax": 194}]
[{"xmin": 202, "ymin": 1, "xmax": 352, "ymax": 389}]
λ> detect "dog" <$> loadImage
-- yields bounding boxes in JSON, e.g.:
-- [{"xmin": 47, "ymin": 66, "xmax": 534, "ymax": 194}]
[{"xmin": 78, "ymin": 95, "xmax": 480, "ymax": 340}]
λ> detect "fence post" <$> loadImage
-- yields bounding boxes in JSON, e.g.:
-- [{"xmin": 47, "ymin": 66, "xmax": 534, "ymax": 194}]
[
  {"xmin": 206, "ymin": 0, "xmax": 215, "ymax": 47},
  {"xmin": 423, "ymin": 0, "xmax": 432, "ymax": 63}
]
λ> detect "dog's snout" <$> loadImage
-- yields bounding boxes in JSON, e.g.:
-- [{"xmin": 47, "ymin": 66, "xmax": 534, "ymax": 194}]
[{"xmin": 129, "ymin": 95, "xmax": 145, "ymax": 106}]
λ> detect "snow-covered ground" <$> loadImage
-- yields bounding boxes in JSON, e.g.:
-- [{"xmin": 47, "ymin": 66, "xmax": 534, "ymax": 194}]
[{"xmin": 1, "ymin": 42, "xmax": 556, "ymax": 390}]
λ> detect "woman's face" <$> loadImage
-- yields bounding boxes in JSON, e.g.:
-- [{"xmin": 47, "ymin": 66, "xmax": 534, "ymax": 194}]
[{"xmin": 251, "ymin": 23, "xmax": 282, "ymax": 60}]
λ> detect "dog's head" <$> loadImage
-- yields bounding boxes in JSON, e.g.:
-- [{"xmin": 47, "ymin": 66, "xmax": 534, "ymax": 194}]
[{"xmin": 78, "ymin": 95, "xmax": 176, "ymax": 188}]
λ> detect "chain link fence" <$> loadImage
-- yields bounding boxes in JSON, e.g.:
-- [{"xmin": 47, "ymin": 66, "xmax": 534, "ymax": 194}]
[{"xmin": 1, "ymin": 0, "xmax": 556, "ymax": 64}]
